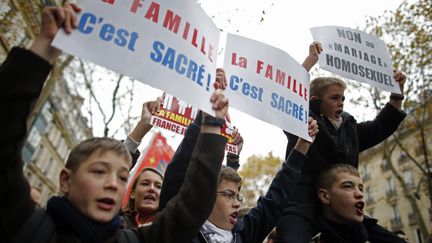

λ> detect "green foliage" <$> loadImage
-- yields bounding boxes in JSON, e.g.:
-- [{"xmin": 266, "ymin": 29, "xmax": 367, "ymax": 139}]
[{"xmin": 238, "ymin": 152, "xmax": 282, "ymax": 207}]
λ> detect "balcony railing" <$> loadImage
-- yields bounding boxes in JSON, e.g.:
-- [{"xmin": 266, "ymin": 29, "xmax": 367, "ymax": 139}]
[
  {"xmin": 405, "ymin": 182, "xmax": 416, "ymax": 190},
  {"xmin": 408, "ymin": 212, "xmax": 418, "ymax": 225},
  {"xmin": 390, "ymin": 217, "xmax": 403, "ymax": 229},
  {"xmin": 386, "ymin": 189, "xmax": 397, "ymax": 198},
  {"xmin": 381, "ymin": 162, "xmax": 391, "ymax": 172}
]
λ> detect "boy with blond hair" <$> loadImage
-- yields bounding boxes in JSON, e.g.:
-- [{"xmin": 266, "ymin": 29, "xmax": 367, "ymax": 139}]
[{"xmin": 277, "ymin": 42, "xmax": 407, "ymax": 242}]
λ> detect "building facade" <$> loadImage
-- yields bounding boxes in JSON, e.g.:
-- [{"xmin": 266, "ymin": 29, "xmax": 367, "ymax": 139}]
[
  {"xmin": 359, "ymin": 102, "xmax": 432, "ymax": 243},
  {"xmin": 1, "ymin": 0, "xmax": 92, "ymax": 205}
]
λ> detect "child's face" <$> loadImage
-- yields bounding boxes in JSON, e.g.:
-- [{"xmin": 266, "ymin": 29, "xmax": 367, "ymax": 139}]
[
  {"xmin": 208, "ymin": 179, "xmax": 241, "ymax": 230},
  {"xmin": 323, "ymin": 172, "xmax": 365, "ymax": 224},
  {"xmin": 320, "ymin": 85, "xmax": 345, "ymax": 120},
  {"xmin": 61, "ymin": 149, "xmax": 130, "ymax": 223}
]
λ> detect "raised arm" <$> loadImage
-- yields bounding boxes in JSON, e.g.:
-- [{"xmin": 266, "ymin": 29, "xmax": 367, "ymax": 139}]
[
  {"xmin": 0, "ymin": 5, "xmax": 80, "ymax": 241},
  {"xmin": 124, "ymin": 98, "xmax": 162, "ymax": 167},
  {"xmin": 388, "ymin": 70, "xmax": 406, "ymax": 111},
  {"xmin": 357, "ymin": 70, "xmax": 406, "ymax": 151},
  {"xmin": 302, "ymin": 41, "xmax": 322, "ymax": 72},
  {"xmin": 239, "ymin": 118, "xmax": 319, "ymax": 243},
  {"xmin": 158, "ymin": 68, "xmax": 227, "ymax": 210},
  {"xmin": 157, "ymin": 111, "xmax": 202, "ymax": 210},
  {"xmin": 139, "ymin": 90, "xmax": 229, "ymax": 242}
]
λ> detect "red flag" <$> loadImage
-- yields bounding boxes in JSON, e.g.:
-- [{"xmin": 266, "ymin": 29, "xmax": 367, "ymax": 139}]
[{"xmin": 122, "ymin": 132, "xmax": 174, "ymax": 208}]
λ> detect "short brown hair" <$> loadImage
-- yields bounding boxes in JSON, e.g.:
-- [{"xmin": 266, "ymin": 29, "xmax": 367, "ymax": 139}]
[
  {"xmin": 219, "ymin": 166, "xmax": 242, "ymax": 189},
  {"xmin": 310, "ymin": 77, "xmax": 346, "ymax": 98},
  {"xmin": 65, "ymin": 137, "xmax": 132, "ymax": 172},
  {"xmin": 317, "ymin": 164, "xmax": 359, "ymax": 190}
]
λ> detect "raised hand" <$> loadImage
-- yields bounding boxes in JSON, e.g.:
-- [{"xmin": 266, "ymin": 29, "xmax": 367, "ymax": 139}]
[
  {"xmin": 213, "ymin": 68, "xmax": 228, "ymax": 90},
  {"xmin": 302, "ymin": 41, "xmax": 323, "ymax": 72},
  {"xmin": 210, "ymin": 89, "xmax": 229, "ymax": 119},
  {"xmin": 389, "ymin": 70, "xmax": 406, "ymax": 111},
  {"xmin": 129, "ymin": 98, "xmax": 162, "ymax": 143},
  {"xmin": 231, "ymin": 128, "xmax": 244, "ymax": 155},
  {"xmin": 30, "ymin": 4, "xmax": 81, "ymax": 63},
  {"xmin": 295, "ymin": 117, "xmax": 319, "ymax": 154},
  {"xmin": 393, "ymin": 70, "xmax": 406, "ymax": 94}
]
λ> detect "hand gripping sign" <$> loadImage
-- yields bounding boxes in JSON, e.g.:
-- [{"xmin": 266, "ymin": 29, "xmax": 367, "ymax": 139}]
[{"xmin": 310, "ymin": 26, "xmax": 401, "ymax": 94}]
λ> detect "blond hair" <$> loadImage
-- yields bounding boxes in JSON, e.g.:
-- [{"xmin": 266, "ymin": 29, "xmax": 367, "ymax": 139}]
[{"xmin": 310, "ymin": 77, "xmax": 346, "ymax": 98}]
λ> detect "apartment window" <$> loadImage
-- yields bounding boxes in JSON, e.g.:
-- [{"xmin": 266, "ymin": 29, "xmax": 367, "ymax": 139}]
[
  {"xmin": 387, "ymin": 178, "xmax": 395, "ymax": 191},
  {"xmin": 386, "ymin": 178, "xmax": 397, "ymax": 197},
  {"xmin": 363, "ymin": 164, "xmax": 371, "ymax": 181},
  {"xmin": 390, "ymin": 204, "xmax": 402, "ymax": 229},
  {"xmin": 36, "ymin": 145, "xmax": 48, "ymax": 166},
  {"xmin": 381, "ymin": 158, "xmax": 390, "ymax": 171},
  {"xmin": 42, "ymin": 157, "xmax": 53, "ymax": 175},
  {"xmin": 41, "ymin": 102, "xmax": 53, "ymax": 123},
  {"xmin": 391, "ymin": 205, "xmax": 400, "ymax": 219},
  {"xmin": 415, "ymin": 229, "xmax": 423, "ymax": 243},
  {"xmin": 403, "ymin": 170, "xmax": 414, "ymax": 188},
  {"xmin": 27, "ymin": 127, "xmax": 41, "ymax": 149},
  {"xmin": 366, "ymin": 187, "xmax": 374, "ymax": 204}
]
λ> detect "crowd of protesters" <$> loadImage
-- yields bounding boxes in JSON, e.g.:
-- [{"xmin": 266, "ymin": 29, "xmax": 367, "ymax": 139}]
[{"xmin": 0, "ymin": 3, "xmax": 415, "ymax": 243}]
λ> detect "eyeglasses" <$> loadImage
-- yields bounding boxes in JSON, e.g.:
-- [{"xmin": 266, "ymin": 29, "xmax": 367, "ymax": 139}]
[{"xmin": 216, "ymin": 190, "xmax": 243, "ymax": 203}]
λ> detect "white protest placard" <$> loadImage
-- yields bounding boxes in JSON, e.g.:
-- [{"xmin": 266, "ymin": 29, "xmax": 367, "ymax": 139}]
[
  {"xmin": 310, "ymin": 26, "xmax": 400, "ymax": 93},
  {"xmin": 224, "ymin": 34, "xmax": 311, "ymax": 141},
  {"xmin": 150, "ymin": 93, "xmax": 239, "ymax": 154},
  {"xmin": 53, "ymin": 0, "xmax": 220, "ymax": 114}
]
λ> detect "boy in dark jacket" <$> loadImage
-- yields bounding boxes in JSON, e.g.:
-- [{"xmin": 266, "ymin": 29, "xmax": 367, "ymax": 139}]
[
  {"xmin": 159, "ymin": 112, "xmax": 319, "ymax": 243},
  {"xmin": 1, "ymin": 4, "xmax": 229, "ymax": 243},
  {"xmin": 276, "ymin": 42, "xmax": 407, "ymax": 243},
  {"xmin": 314, "ymin": 164, "xmax": 406, "ymax": 243}
]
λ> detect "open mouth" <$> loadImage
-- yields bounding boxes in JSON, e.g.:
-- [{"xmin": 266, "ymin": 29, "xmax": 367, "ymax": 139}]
[
  {"xmin": 229, "ymin": 212, "xmax": 239, "ymax": 224},
  {"xmin": 97, "ymin": 197, "xmax": 115, "ymax": 210},
  {"xmin": 355, "ymin": 201, "xmax": 365, "ymax": 215},
  {"xmin": 336, "ymin": 110, "xmax": 343, "ymax": 116},
  {"xmin": 143, "ymin": 194, "xmax": 156, "ymax": 202}
]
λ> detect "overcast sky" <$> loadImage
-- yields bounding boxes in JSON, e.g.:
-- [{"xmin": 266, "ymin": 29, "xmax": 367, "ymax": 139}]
[{"xmin": 126, "ymin": 0, "xmax": 407, "ymax": 166}]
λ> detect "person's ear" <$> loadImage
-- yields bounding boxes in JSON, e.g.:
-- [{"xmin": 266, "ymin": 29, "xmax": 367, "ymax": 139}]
[
  {"xmin": 311, "ymin": 95, "xmax": 319, "ymax": 101},
  {"xmin": 60, "ymin": 168, "xmax": 72, "ymax": 195},
  {"xmin": 318, "ymin": 189, "xmax": 330, "ymax": 205}
]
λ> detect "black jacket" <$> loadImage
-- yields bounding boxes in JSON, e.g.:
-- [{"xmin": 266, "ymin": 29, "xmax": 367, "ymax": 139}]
[
  {"xmin": 276, "ymin": 98, "xmax": 406, "ymax": 240},
  {"xmin": 285, "ymin": 99, "xmax": 406, "ymax": 176},
  {"xmin": 316, "ymin": 216, "xmax": 406, "ymax": 243},
  {"xmin": 0, "ymin": 47, "xmax": 227, "ymax": 243},
  {"xmin": 160, "ymin": 121, "xmax": 308, "ymax": 243}
]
